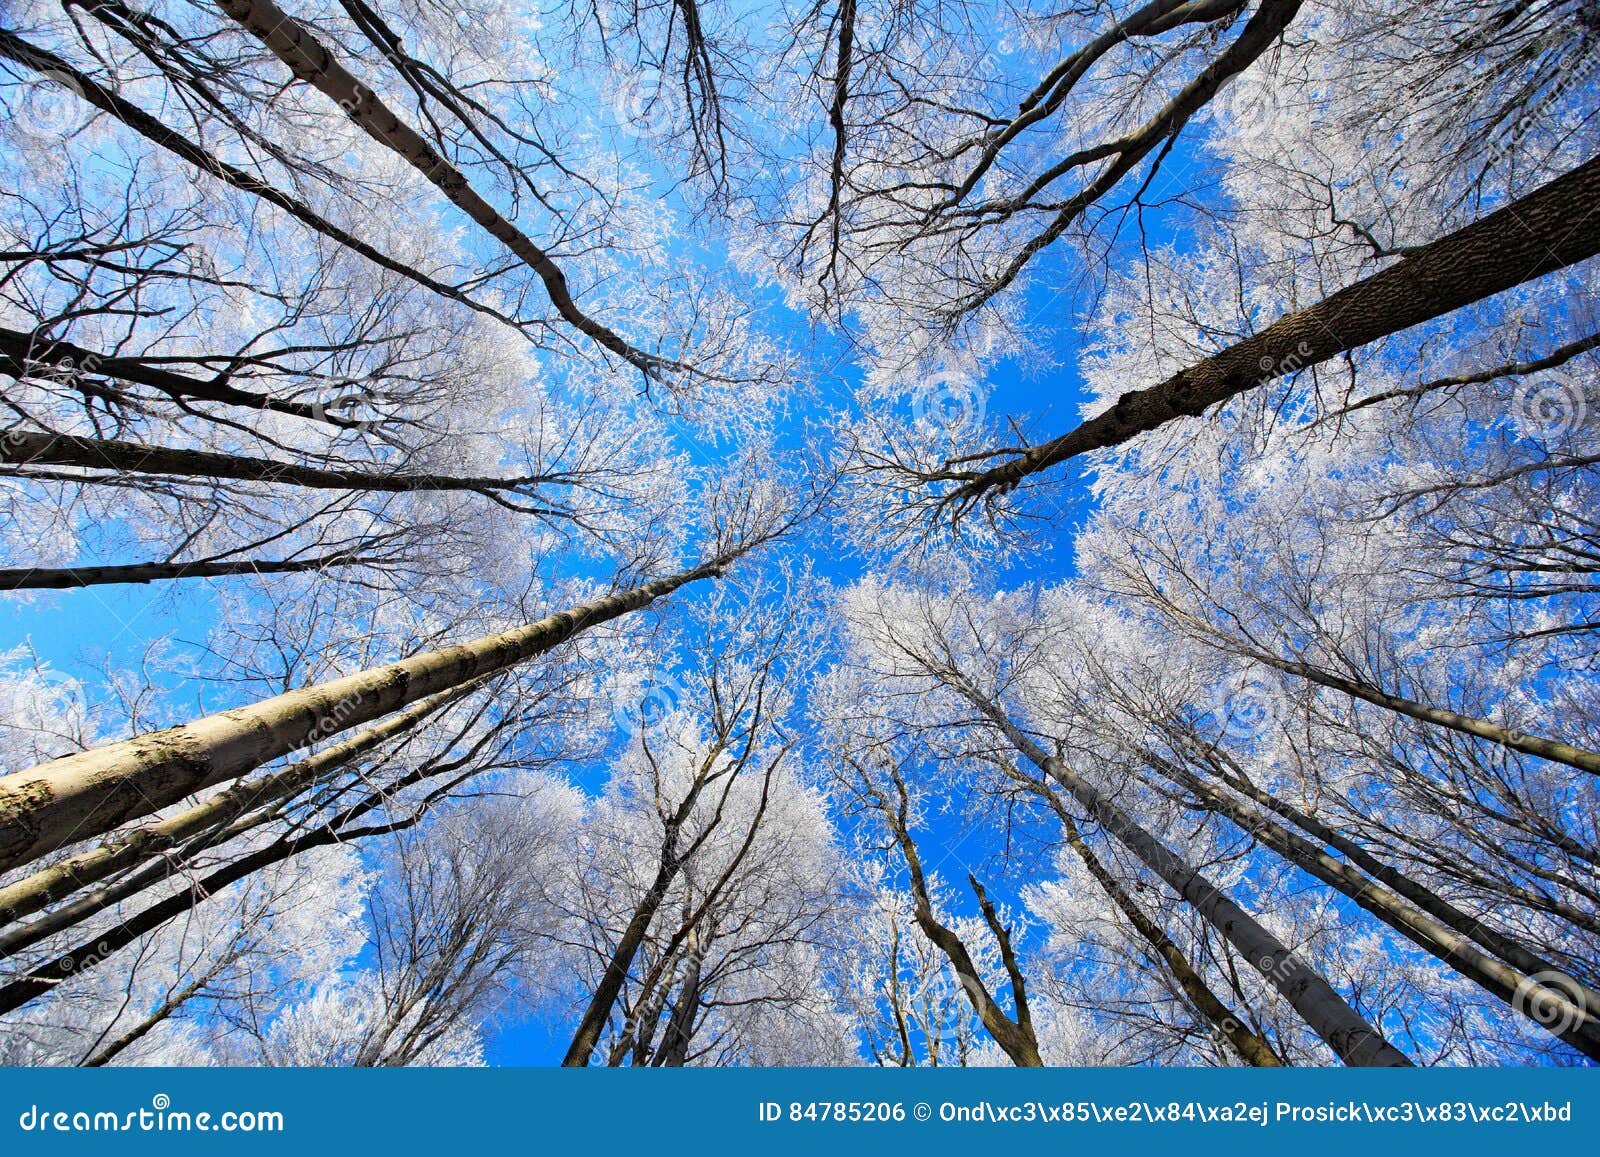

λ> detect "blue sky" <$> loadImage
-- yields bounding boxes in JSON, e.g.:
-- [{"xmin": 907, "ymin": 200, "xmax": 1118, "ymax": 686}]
[{"xmin": 0, "ymin": 107, "xmax": 1229, "ymax": 1067}]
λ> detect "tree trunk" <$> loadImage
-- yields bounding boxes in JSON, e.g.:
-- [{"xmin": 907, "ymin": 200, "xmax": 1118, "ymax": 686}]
[
  {"xmin": 0, "ymin": 555, "xmax": 731, "ymax": 873},
  {"xmin": 653, "ymin": 924, "xmax": 708, "ymax": 1067},
  {"xmin": 0, "ymin": 680, "xmax": 483, "ymax": 945},
  {"xmin": 1, "ymin": 431, "xmax": 560, "ymax": 497},
  {"xmin": 213, "ymin": 0, "xmax": 672, "ymax": 376},
  {"xmin": 1144, "ymin": 753, "xmax": 1600, "ymax": 1059},
  {"xmin": 942, "ymin": 151, "xmax": 1600, "ymax": 508},
  {"xmin": 907, "ymin": 894, "xmax": 1044, "ymax": 1066},
  {"xmin": 1023, "ymin": 778, "xmax": 1283, "ymax": 1066},
  {"xmin": 959, "ymin": 685, "xmax": 1412, "ymax": 1066},
  {"xmin": 0, "ymin": 725, "xmax": 490, "ymax": 1015},
  {"xmin": 566, "ymin": 714, "xmax": 776, "ymax": 1065},
  {"xmin": 562, "ymin": 858, "xmax": 679, "ymax": 1067},
  {"xmin": 0, "ymin": 552, "xmax": 370, "ymax": 591},
  {"xmin": 609, "ymin": 967, "xmax": 673, "ymax": 1066},
  {"xmin": 0, "ymin": 833, "xmax": 333, "ymax": 1015}
]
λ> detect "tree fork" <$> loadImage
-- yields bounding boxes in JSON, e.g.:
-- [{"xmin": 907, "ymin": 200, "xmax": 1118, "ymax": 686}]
[
  {"xmin": 872, "ymin": 760, "xmax": 1043, "ymax": 1065},
  {"xmin": 562, "ymin": 745, "xmax": 751, "ymax": 1067}
]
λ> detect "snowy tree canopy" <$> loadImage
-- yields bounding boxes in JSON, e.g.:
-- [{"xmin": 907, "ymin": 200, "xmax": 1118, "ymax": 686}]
[{"xmin": 0, "ymin": 0, "xmax": 1596, "ymax": 1067}]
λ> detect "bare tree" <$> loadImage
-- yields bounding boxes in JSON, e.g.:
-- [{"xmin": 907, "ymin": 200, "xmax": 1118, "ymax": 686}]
[{"xmin": 836, "ymin": 752, "xmax": 1043, "ymax": 1066}]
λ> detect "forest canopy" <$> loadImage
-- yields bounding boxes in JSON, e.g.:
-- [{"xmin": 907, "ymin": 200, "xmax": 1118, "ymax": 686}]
[{"xmin": 0, "ymin": 0, "xmax": 1596, "ymax": 1067}]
